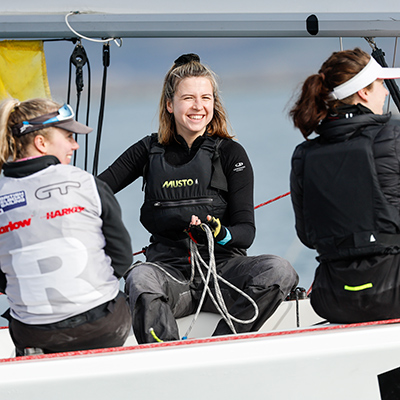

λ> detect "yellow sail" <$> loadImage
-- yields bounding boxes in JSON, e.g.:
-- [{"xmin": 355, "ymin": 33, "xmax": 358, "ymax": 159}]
[{"xmin": 0, "ymin": 40, "xmax": 51, "ymax": 101}]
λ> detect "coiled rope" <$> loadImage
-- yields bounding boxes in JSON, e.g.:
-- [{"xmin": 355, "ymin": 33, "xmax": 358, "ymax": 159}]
[
  {"xmin": 143, "ymin": 224, "xmax": 259, "ymax": 340},
  {"xmin": 186, "ymin": 225, "xmax": 259, "ymax": 337}
]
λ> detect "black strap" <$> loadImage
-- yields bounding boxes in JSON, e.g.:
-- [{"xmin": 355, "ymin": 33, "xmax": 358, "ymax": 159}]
[
  {"xmin": 141, "ymin": 134, "xmax": 159, "ymax": 190},
  {"xmin": 334, "ymin": 232, "xmax": 400, "ymax": 249},
  {"xmin": 211, "ymin": 138, "xmax": 228, "ymax": 192},
  {"xmin": 376, "ymin": 233, "xmax": 400, "ymax": 247},
  {"xmin": 142, "ymin": 135, "xmax": 228, "ymax": 192},
  {"xmin": 92, "ymin": 43, "xmax": 110, "ymax": 176}
]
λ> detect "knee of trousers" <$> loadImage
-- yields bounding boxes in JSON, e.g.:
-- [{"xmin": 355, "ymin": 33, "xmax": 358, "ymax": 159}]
[
  {"xmin": 274, "ymin": 256, "xmax": 299, "ymax": 294},
  {"xmin": 253, "ymin": 255, "xmax": 299, "ymax": 294},
  {"xmin": 125, "ymin": 263, "xmax": 168, "ymax": 305}
]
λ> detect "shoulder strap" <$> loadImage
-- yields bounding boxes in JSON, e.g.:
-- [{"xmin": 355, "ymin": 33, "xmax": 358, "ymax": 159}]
[
  {"xmin": 142, "ymin": 133, "xmax": 159, "ymax": 191},
  {"xmin": 211, "ymin": 137, "xmax": 228, "ymax": 192},
  {"xmin": 142, "ymin": 135, "xmax": 229, "ymax": 192}
]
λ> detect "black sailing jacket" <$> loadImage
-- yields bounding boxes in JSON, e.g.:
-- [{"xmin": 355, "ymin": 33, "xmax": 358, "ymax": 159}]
[{"xmin": 291, "ymin": 108, "xmax": 400, "ymax": 261}]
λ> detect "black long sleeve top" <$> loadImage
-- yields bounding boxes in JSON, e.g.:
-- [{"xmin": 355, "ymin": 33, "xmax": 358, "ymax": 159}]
[{"xmin": 98, "ymin": 134, "xmax": 256, "ymax": 250}]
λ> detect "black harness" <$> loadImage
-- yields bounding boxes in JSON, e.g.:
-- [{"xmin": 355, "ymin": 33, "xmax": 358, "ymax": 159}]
[
  {"xmin": 140, "ymin": 135, "xmax": 228, "ymax": 241},
  {"xmin": 302, "ymin": 125, "xmax": 400, "ymax": 261}
]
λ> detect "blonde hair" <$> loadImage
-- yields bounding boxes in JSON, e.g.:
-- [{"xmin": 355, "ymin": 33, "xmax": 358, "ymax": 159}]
[
  {"xmin": 158, "ymin": 54, "xmax": 233, "ymax": 145},
  {"xmin": 0, "ymin": 98, "xmax": 61, "ymax": 169}
]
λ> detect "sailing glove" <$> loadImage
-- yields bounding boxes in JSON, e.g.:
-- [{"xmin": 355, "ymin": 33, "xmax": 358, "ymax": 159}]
[{"xmin": 187, "ymin": 216, "xmax": 231, "ymax": 245}]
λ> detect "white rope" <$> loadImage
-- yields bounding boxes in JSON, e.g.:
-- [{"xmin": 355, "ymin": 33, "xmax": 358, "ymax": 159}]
[
  {"xmin": 65, "ymin": 12, "xmax": 122, "ymax": 47},
  {"xmin": 185, "ymin": 227, "xmax": 237, "ymax": 336},
  {"xmin": 132, "ymin": 224, "xmax": 260, "ymax": 339},
  {"xmin": 148, "ymin": 262, "xmax": 195, "ymax": 285},
  {"xmin": 184, "ymin": 235, "xmax": 217, "ymax": 336},
  {"xmin": 184, "ymin": 224, "xmax": 259, "ymax": 338}
]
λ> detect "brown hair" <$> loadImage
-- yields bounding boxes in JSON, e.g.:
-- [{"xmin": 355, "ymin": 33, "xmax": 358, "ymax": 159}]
[
  {"xmin": 158, "ymin": 54, "xmax": 233, "ymax": 145},
  {"xmin": 289, "ymin": 48, "xmax": 371, "ymax": 139},
  {"xmin": 0, "ymin": 98, "xmax": 61, "ymax": 169}
]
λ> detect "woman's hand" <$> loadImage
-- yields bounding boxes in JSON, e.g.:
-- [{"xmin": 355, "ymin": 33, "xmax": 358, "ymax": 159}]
[{"xmin": 187, "ymin": 214, "xmax": 226, "ymax": 244}]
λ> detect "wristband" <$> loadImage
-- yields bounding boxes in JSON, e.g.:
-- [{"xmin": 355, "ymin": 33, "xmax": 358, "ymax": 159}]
[{"xmin": 217, "ymin": 228, "xmax": 232, "ymax": 245}]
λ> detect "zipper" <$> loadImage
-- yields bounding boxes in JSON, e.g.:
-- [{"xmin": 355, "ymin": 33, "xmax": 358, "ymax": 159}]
[{"xmin": 153, "ymin": 198, "xmax": 214, "ymax": 207}]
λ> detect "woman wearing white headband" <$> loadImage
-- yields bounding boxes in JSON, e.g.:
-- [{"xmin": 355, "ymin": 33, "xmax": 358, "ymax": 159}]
[
  {"xmin": 0, "ymin": 98, "xmax": 133, "ymax": 355},
  {"xmin": 289, "ymin": 47, "xmax": 400, "ymax": 323}
]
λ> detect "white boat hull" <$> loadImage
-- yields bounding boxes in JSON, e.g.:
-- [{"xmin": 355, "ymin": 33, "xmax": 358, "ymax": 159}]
[{"xmin": 0, "ymin": 299, "xmax": 399, "ymax": 400}]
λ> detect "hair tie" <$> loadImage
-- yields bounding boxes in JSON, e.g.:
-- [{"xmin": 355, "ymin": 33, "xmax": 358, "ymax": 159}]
[
  {"xmin": 174, "ymin": 53, "xmax": 200, "ymax": 67},
  {"xmin": 319, "ymin": 72, "xmax": 326, "ymax": 82},
  {"xmin": 11, "ymin": 101, "xmax": 21, "ymax": 114}
]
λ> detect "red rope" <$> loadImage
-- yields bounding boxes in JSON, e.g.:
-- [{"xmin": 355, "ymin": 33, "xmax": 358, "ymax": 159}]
[{"xmin": 254, "ymin": 191, "xmax": 291, "ymax": 210}]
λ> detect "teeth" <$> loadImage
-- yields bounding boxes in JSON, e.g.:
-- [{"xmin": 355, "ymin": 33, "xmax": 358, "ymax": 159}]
[{"xmin": 189, "ymin": 115, "xmax": 203, "ymax": 120}]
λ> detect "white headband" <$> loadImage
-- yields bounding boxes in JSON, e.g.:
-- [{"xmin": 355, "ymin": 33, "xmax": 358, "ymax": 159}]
[{"xmin": 329, "ymin": 57, "xmax": 400, "ymax": 100}]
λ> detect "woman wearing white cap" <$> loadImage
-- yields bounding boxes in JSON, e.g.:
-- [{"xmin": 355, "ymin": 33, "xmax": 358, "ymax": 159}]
[
  {"xmin": 0, "ymin": 98, "xmax": 133, "ymax": 355},
  {"xmin": 289, "ymin": 47, "xmax": 400, "ymax": 323}
]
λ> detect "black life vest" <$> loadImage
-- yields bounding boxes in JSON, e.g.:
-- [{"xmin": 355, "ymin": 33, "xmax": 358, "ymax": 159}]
[
  {"xmin": 302, "ymin": 125, "xmax": 400, "ymax": 261},
  {"xmin": 140, "ymin": 136, "xmax": 228, "ymax": 241}
]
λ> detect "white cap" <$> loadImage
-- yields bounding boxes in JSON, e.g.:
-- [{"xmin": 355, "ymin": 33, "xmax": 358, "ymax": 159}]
[{"xmin": 329, "ymin": 57, "xmax": 400, "ymax": 100}]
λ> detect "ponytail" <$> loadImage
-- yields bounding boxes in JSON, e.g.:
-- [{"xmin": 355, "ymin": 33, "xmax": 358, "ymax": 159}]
[
  {"xmin": 289, "ymin": 47, "xmax": 371, "ymax": 139},
  {"xmin": 290, "ymin": 73, "xmax": 330, "ymax": 138},
  {"xmin": 0, "ymin": 98, "xmax": 61, "ymax": 169},
  {"xmin": 0, "ymin": 99, "xmax": 21, "ymax": 169}
]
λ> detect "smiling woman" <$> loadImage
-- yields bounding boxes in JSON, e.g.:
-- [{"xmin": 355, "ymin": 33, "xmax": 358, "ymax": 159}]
[
  {"xmin": 3, "ymin": 101, "xmax": 90, "ymax": 168},
  {"xmin": 98, "ymin": 53, "xmax": 299, "ymax": 344},
  {"xmin": 0, "ymin": 97, "xmax": 133, "ymax": 355},
  {"xmin": 42, "ymin": 129, "xmax": 79, "ymax": 165},
  {"xmin": 166, "ymin": 77, "xmax": 214, "ymax": 146}
]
